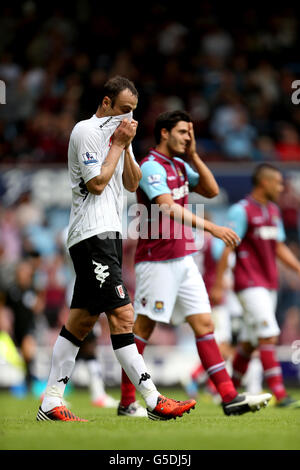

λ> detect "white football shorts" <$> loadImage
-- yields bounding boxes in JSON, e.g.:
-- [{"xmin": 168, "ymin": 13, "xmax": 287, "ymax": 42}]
[
  {"xmin": 237, "ymin": 287, "xmax": 280, "ymax": 345},
  {"xmin": 134, "ymin": 255, "xmax": 211, "ymax": 325}
]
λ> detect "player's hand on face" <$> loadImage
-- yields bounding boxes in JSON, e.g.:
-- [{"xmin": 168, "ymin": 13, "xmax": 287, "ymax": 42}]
[
  {"xmin": 112, "ymin": 119, "xmax": 138, "ymax": 148},
  {"xmin": 186, "ymin": 122, "xmax": 197, "ymax": 157},
  {"xmin": 212, "ymin": 225, "xmax": 240, "ymax": 248}
]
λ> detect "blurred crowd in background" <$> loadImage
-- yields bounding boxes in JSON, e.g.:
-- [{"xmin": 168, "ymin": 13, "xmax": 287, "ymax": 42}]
[
  {"xmin": 0, "ymin": 1, "xmax": 300, "ymax": 388},
  {"xmin": 0, "ymin": 1, "xmax": 300, "ymax": 163}
]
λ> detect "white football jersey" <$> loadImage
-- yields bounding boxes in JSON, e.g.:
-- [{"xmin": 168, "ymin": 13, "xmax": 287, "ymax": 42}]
[{"xmin": 67, "ymin": 111, "xmax": 136, "ymax": 248}]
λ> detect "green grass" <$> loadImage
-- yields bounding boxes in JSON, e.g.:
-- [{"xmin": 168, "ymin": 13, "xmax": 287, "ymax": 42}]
[{"xmin": 1, "ymin": 388, "xmax": 300, "ymax": 450}]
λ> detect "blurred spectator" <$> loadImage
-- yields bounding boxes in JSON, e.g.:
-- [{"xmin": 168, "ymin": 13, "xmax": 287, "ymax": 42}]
[
  {"xmin": 278, "ymin": 177, "xmax": 300, "ymax": 242},
  {"xmin": 279, "ymin": 306, "xmax": 300, "ymax": 345},
  {"xmin": 211, "ymin": 103, "xmax": 257, "ymax": 160},
  {"xmin": 1, "ymin": 259, "xmax": 45, "ymax": 393},
  {"xmin": 275, "ymin": 123, "xmax": 300, "ymax": 161}
]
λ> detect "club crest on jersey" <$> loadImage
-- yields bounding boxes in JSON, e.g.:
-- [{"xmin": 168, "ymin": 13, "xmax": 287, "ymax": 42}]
[
  {"xmin": 82, "ymin": 152, "xmax": 98, "ymax": 165},
  {"xmin": 154, "ymin": 300, "xmax": 164, "ymax": 312},
  {"xmin": 115, "ymin": 284, "xmax": 125, "ymax": 299},
  {"xmin": 177, "ymin": 168, "xmax": 184, "ymax": 181}
]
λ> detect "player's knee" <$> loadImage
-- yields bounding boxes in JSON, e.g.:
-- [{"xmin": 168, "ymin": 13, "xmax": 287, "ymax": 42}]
[
  {"xmin": 107, "ymin": 304, "xmax": 134, "ymax": 334},
  {"xmin": 188, "ymin": 313, "xmax": 215, "ymax": 336},
  {"xmin": 258, "ymin": 336, "xmax": 278, "ymax": 346},
  {"xmin": 66, "ymin": 316, "xmax": 97, "ymax": 341},
  {"xmin": 200, "ymin": 317, "xmax": 215, "ymax": 335},
  {"xmin": 133, "ymin": 314, "xmax": 155, "ymax": 340}
]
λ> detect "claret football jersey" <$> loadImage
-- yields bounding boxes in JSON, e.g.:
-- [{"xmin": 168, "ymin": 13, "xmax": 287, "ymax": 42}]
[
  {"xmin": 227, "ymin": 195, "xmax": 286, "ymax": 291},
  {"xmin": 134, "ymin": 148, "xmax": 200, "ymax": 263}
]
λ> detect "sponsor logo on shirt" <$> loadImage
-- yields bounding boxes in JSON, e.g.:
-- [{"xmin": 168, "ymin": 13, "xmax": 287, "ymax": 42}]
[
  {"xmin": 82, "ymin": 151, "xmax": 98, "ymax": 165},
  {"xmin": 99, "ymin": 116, "xmax": 113, "ymax": 128},
  {"xmin": 252, "ymin": 216, "xmax": 264, "ymax": 224},
  {"xmin": 171, "ymin": 181, "xmax": 189, "ymax": 200},
  {"xmin": 254, "ymin": 226, "xmax": 278, "ymax": 240}
]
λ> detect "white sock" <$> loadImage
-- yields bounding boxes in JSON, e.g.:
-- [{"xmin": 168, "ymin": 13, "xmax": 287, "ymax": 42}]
[
  {"xmin": 42, "ymin": 335, "xmax": 79, "ymax": 412},
  {"xmin": 86, "ymin": 359, "xmax": 106, "ymax": 401},
  {"xmin": 114, "ymin": 343, "xmax": 159, "ymax": 410}
]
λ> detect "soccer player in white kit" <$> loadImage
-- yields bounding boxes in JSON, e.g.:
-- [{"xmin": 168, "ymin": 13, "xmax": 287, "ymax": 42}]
[
  {"xmin": 119, "ymin": 110, "xmax": 272, "ymax": 416},
  {"xmin": 37, "ymin": 76, "xmax": 197, "ymax": 422}
]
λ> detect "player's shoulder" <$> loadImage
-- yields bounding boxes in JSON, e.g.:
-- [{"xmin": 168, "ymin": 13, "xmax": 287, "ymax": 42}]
[
  {"xmin": 268, "ymin": 201, "xmax": 281, "ymax": 215},
  {"xmin": 173, "ymin": 156, "xmax": 185, "ymax": 166},
  {"xmin": 71, "ymin": 117, "xmax": 97, "ymax": 139},
  {"xmin": 238, "ymin": 198, "xmax": 249, "ymax": 208},
  {"xmin": 140, "ymin": 154, "xmax": 166, "ymax": 173},
  {"xmin": 228, "ymin": 200, "xmax": 248, "ymax": 218}
]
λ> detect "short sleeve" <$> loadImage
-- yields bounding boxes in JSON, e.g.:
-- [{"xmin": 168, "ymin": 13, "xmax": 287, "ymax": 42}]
[
  {"xmin": 72, "ymin": 126, "xmax": 103, "ymax": 184},
  {"xmin": 227, "ymin": 203, "xmax": 248, "ymax": 240},
  {"xmin": 139, "ymin": 160, "xmax": 171, "ymax": 200},
  {"xmin": 277, "ymin": 218, "xmax": 286, "ymax": 242},
  {"xmin": 175, "ymin": 158, "xmax": 200, "ymax": 189},
  {"xmin": 211, "ymin": 238, "xmax": 226, "ymax": 261}
]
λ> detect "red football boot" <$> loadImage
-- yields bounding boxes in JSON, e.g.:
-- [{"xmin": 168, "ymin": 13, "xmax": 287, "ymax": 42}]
[{"xmin": 147, "ymin": 395, "xmax": 196, "ymax": 420}]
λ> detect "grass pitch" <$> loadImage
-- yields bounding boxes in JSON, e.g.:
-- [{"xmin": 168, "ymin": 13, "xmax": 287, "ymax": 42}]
[{"xmin": 1, "ymin": 388, "xmax": 300, "ymax": 451}]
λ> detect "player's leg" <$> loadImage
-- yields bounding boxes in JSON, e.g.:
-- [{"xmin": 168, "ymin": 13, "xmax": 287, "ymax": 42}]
[
  {"xmin": 37, "ymin": 307, "xmax": 98, "ymax": 421},
  {"xmin": 182, "ymin": 305, "xmax": 234, "ymax": 399},
  {"xmin": 20, "ymin": 334, "xmax": 37, "ymax": 391},
  {"xmin": 206, "ymin": 304, "xmax": 235, "ymax": 400},
  {"xmin": 179, "ymin": 257, "xmax": 271, "ymax": 415},
  {"xmin": 107, "ymin": 305, "xmax": 159, "ymax": 412},
  {"xmin": 232, "ymin": 341, "xmax": 255, "ymax": 389},
  {"xmin": 236, "ymin": 287, "xmax": 291, "ymax": 403},
  {"xmin": 37, "ymin": 308, "xmax": 97, "ymax": 422},
  {"xmin": 186, "ymin": 313, "xmax": 238, "ymax": 402},
  {"xmin": 119, "ymin": 314, "xmax": 156, "ymax": 412},
  {"xmin": 107, "ymin": 303, "xmax": 196, "ymax": 420},
  {"xmin": 77, "ymin": 328, "xmax": 118, "ymax": 408}
]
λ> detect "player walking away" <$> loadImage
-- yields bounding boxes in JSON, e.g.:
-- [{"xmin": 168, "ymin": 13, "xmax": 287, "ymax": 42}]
[
  {"xmin": 182, "ymin": 226, "xmax": 263, "ymax": 401},
  {"xmin": 36, "ymin": 76, "xmax": 197, "ymax": 423},
  {"xmin": 211, "ymin": 163, "xmax": 300, "ymax": 408},
  {"xmin": 119, "ymin": 110, "xmax": 271, "ymax": 417}
]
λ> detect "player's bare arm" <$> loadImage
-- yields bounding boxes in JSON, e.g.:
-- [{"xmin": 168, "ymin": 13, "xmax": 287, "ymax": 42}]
[
  {"xmin": 276, "ymin": 241, "xmax": 300, "ymax": 276},
  {"xmin": 86, "ymin": 119, "xmax": 136, "ymax": 195},
  {"xmin": 155, "ymin": 193, "xmax": 240, "ymax": 247},
  {"xmin": 122, "ymin": 120, "xmax": 142, "ymax": 192},
  {"xmin": 186, "ymin": 122, "xmax": 219, "ymax": 199}
]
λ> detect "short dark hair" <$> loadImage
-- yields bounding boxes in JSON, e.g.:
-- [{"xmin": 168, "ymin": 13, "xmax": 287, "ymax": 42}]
[
  {"xmin": 154, "ymin": 110, "xmax": 192, "ymax": 144},
  {"xmin": 100, "ymin": 75, "xmax": 138, "ymax": 107},
  {"xmin": 252, "ymin": 163, "xmax": 281, "ymax": 187}
]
